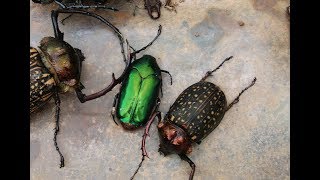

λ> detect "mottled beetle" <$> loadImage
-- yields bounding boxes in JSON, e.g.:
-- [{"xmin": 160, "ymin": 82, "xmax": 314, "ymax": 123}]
[
  {"xmin": 131, "ymin": 56, "xmax": 257, "ymax": 179},
  {"xmin": 32, "ymin": 0, "xmax": 163, "ymax": 20},
  {"xmin": 30, "ymin": 9, "xmax": 129, "ymax": 167}
]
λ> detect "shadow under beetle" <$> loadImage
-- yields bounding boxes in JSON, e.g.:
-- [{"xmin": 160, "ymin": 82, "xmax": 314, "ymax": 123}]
[
  {"xmin": 32, "ymin": 0, "xmax": 163, "ymax": 20},
  {"xmin": 131, "ymin": 56, "xmax": 257, "ymax": 179},
  {"xmin": 30, "ymin": 8, "xmax": 130, "ymax": 168}
]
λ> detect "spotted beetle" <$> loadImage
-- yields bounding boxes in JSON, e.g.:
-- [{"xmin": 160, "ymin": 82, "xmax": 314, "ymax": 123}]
[
  {"xmin": 32, "ymin": 0, "xmax": 162, "ymax": 20},
  {"xmin": 131, "ymin": 56, "xmax": 257, "ymax": 179},
  {"xmin": 30, "ymin": 9, "xmax": 129, "ymax": 168}
]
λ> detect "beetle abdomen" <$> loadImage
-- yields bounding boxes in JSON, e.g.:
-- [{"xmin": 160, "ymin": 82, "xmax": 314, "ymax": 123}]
[
  {"xmin": 30, "ymin": 47, "xmax": 56, "ymax": 113},
  {"xmin": 117, "ymin": 55, "xmax": 161, "ymax": 128},
  {"xmin": 165, "ymin": 81, "xmax": 227, "ymax": 142}
]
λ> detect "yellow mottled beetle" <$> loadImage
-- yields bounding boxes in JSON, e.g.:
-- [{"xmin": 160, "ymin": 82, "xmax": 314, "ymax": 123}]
[{"xmin": 30, "ymin": 9, "xmax": 129, "ymax": 168}]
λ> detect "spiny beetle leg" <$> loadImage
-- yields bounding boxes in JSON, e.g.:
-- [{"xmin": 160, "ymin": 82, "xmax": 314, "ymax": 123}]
[
  {"xmin": 130, "ymin": 25, "xmax": 162, "ymax": 58},
  {"xmin": 131, "ymin": 111, "xmax": 161, "ymax": 180},
  {"xmin": 200, "ymin": 56, "xmax": 233, "ymax": 81},
  {"xmin": 225, "ymin": 77, "xmax": 257, "ymax": 112},
  {"xmin": 53, "ymin": 89, "xmax": 65, "ymax": 168}
]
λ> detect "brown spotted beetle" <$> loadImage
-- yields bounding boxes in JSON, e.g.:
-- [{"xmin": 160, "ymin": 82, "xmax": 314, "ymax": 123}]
[
  {"xmin": 131, "ymin": 56, "xmax": 257, "ymax": 179},
  {"xmin": 30, "ymin": 9, "xmax": 130, "ymax": 168}
]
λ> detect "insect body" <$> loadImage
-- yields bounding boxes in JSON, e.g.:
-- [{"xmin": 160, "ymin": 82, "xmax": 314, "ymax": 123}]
[
  {"xmin": 157, "ymin": 57, "xmax": 257, "ymax": 180},
  {"xmin": 110, "ymin": 25, "xmax": 172, "ymax": 179},
  {"xmin": 116, "ymin": 55, "xmax": 163, "ymax": 129},
  {"xmin": 112, "ymin": 25, "xmax": 171, "ymax": 131},
  {"xmin": 30, "ymin": 37, "xmax": 83, "ymax": 113},
  {"xmin": 30, "ymin": 9, "xmax": 128, "ymax": 168},
  {"xmin": 131, "ymin": 56, "xmax": 257, "ymax": 179}
]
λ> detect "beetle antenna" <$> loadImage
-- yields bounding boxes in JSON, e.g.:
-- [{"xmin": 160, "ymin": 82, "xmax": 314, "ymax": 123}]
[
  {"xmin": 53, "ymin": 89, "xmax": 65, "ymax": 168},
  {"xmin": 201, "ymin": 56, "xmax": 233, "ymax": 81},
  {"xmin": 225, "ymin": 77, "xmax": 257, "ymax": 112},
  {"xmin": 131, "ymin": 111, "xmax": 161, "ymax": 180}
]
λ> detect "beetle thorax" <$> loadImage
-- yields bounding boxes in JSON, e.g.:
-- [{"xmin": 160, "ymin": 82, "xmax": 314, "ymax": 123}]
[
  {"xmin": 157, "ymin": 121, "xmax": 192, "ymax": 155},
  {"xmin": 38, "ymin": 37, "xmax": 83, "ymax": 93}
]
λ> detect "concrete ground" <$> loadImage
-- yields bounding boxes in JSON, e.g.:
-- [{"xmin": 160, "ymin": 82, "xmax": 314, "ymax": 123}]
[{"xmin": 30, "ymin": 0, "xmax": 290, "ymax": 179}]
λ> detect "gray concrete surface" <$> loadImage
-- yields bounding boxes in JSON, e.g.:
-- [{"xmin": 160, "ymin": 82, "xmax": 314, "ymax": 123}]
[{"xmin": 30, "ymin": 0, "xmax": 290, "ymax": 179}]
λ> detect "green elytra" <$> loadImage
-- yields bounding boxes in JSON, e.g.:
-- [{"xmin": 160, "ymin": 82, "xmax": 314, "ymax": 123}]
[
  {"xmin": 111, "ymin": 25, "xmax": 172, "ymax": 131},
  {"xmin": 116, "ymin": 55, "xmax": 162, "ymax": 127}
]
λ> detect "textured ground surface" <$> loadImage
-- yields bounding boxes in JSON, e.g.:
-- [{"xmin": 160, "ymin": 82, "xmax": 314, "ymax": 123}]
[{"xmin": 30, "ymin": 0, "xmax": 290, "ymax": 179}]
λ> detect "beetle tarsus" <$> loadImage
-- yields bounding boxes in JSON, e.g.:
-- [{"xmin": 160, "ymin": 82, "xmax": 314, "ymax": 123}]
[
  {"xmin": 179, "ymin": 154, "xmax": 196, "ymax": 180},
  {"xmin": 53, "ymin": 90, "xmax": 65, "ymax": 168},
  {"xmin": 225, "ymin": 77, "xmax": 257, "ymax": 112},
  {"xmin": 201, "ymin": 56, "xmax": 234, "ymax": 81},
  {"xmin": 130, "ymin": 25, "xmax": 162, "ymax": 58}
]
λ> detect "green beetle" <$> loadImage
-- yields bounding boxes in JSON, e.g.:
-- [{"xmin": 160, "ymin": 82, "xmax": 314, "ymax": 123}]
[
  {"xmin": 30, "ymin": 9, "xmax": 128, "ymax": 168},
  {"xmin": 115, "ymin": 55, "xmax": 168, "ymax": 129},
  {"xmin": 111, "ymin": 25, "xmax": 172, "ymax": 161}
]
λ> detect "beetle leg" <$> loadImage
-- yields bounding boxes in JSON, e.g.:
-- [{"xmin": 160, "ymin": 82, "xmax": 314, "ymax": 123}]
[
  {"xmin": 51, "ymin": 9, "xmax": 132, "ymax": 102},
  {"xmin": 225, "ymin": 77, "xmax": 257, "ymax": 112},
  {"xmin": 130, "ymin": 25, "xmax": 162, "ymax": 57},
  {"xmin": 179, "ymin": 154, "xmax": 196, "ymax": 180},
  {"xmin": 111, "ymin": 93, "xmax": 119, "ymax": 125},
  {"xmin": 161, "ymin": 70, "xmax": 173, "ymax": 85},
  {"xmin": 130, "ymin": 111, "xmax": 161, "ymax": 180},
  {"xmin": 51, "ymin": 9, "xmax": 126, "ymax": 63},
  {"xmin": 200, "ymin": 56, "xmax": 234, "ymax": 81},
  {"xmin": 53, "ymin": 89, "xmax": 65, "ymax": 168},
  {"xmin": 54, "ymin": 0, "xmax": 67, "ymax": 9},
  {"xmin": 144, "ymin": 0, "xmax": 161, "ymax": 19},
  {"xmin": 60, "ymin": 14, "xmax": 74, "ymax": 25},
  {"xmin": 51, "ymin": 10, "xmax": 64, "ymax": 40}
]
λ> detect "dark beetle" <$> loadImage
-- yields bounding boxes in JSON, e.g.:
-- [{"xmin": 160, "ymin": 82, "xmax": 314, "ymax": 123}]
[
  {"xmin": 30, "ymin": 9, "xmax": 128, "ymax": 168},
  {"xmin": 131, "ymin": 56, "xmax": 257, "ymax": 179},
  {"xmin": 32, "ymin": 0, "xmax": 163, "ymax": 20},
  {"xmin": 111, "ymin": 25, "xmax": 172, "ymax": 168}
]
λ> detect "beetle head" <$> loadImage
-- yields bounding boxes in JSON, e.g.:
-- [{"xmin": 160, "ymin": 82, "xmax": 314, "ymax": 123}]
[
  {"xmin": 38, "ymin": 37, "xmax": 84, "ymax": 93},
  {"xmin": 157, "ymin": 121, "xmax": 192, "ymax": 156},
  {"xmin": 32, "ymin": 0, "xmax": 54, "ymax": 4}
]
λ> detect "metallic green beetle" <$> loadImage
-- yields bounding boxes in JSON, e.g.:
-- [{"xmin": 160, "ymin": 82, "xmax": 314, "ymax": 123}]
[
  {"xmin": 30, "ymin": 9, "xmax": 128, "ymax": 168},
  {"xmin": 111, "ymin": 25, "xmax": 172, "ymax": 164},
  {"xmin": 116, "ymin": 55, "xmax": 162, "ymax": 129}
]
